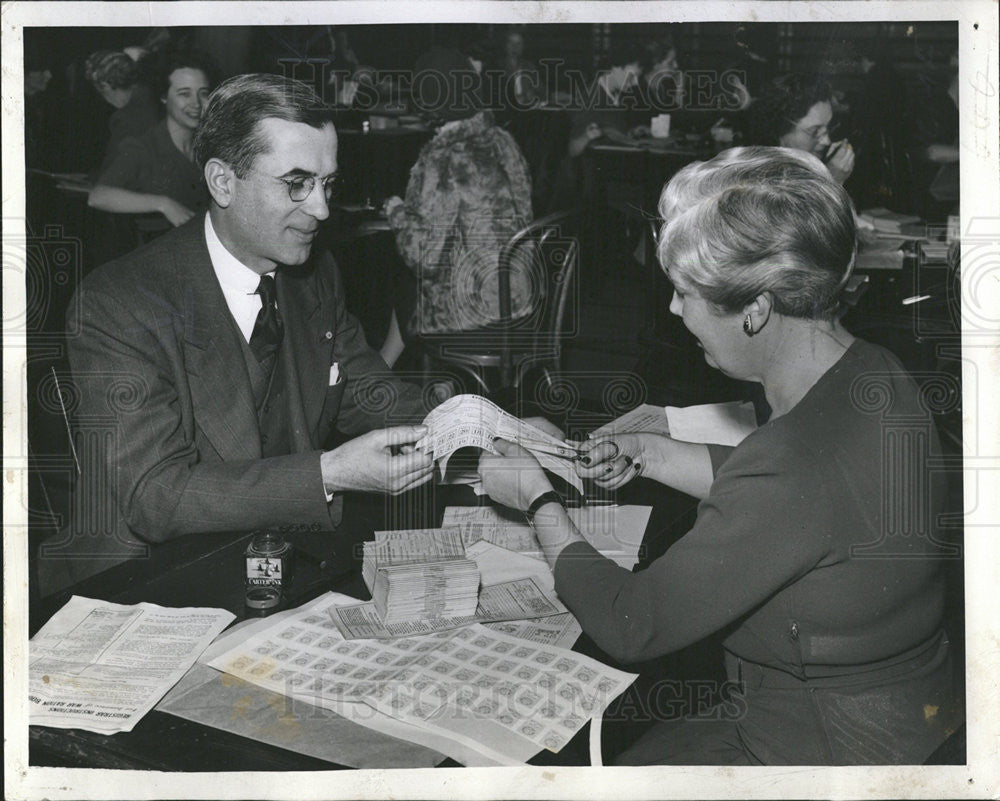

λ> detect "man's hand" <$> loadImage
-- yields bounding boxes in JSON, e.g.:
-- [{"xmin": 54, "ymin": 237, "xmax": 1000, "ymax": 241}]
[
  {"xmin": 825, "ymin": 140, "xmax": 855, "ymax": 184},
  {"xmin": 478, "ymin": 439, "xmax": 553, "ymax": 511},
  {"xmin": 157, "ymin": 197, "xmax": 196, "ymax": 227},
  {"xmin": 321, "ymin": 426, "xmax": 433, "ymax": 496}
]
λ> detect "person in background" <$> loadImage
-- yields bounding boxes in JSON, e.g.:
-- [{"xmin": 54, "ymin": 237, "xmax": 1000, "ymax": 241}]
[
  {"xmin": 621, "ymin": 32, "xmax": 688, "ymax": 140},
  {"xmin": 743, "ymin": 73, "xmax": 855, "ymax": 184},
  {"xmin": 565, "ymin": 42, "xmax": 649, "ymax": 158},
  {"xmin": 839, "ymin": 40, "xmax": 911, "ymax": 210},
  {"xmin": 545, "ymin": 41, "xmax": 652, "ymax": 212},
  {"xmin": 477, "ymin": 146, "xmax": 962, "ymax": 765},
  {"xmin": 637, "ymin": 32, "xmax": 685, "ymax": 113},
  {"xmin": 910, "ymin": 51, "xmax": 959, "ymax": 219},
  {"xmin": 84, "ymin": 49, "xmax": 161, "ymax": 175},
  {"xmin": 380, "ymin": 47, "xmax": 533, "ymax": 364},
  {"xmin": 724, "ymin": 23, "xmax": 775, "ymax": 110},
  {"xmin": 88, "ymin": 50, "xmax": 217, "ymax": 227},
  {"xmin": 499, "ymin": 26, "xmax": 541, "ymax": 108},
  {"xmin": 24, "ymin": 46, "xmax": 57, "ymax": 171}
]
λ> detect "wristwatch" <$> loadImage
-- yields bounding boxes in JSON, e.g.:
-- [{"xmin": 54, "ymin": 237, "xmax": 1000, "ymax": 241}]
[{"xmin": 524, "ymin": 490, "xmax": 564, "ymax": 523}]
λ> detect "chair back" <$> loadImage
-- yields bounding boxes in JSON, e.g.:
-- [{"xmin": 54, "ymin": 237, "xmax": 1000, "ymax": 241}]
[{"xmin": 496, "ymin": 209, "xmax": 580, "ymax": 384}]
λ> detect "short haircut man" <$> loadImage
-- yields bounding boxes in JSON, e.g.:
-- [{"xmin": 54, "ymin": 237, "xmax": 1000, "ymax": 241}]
[{"xmin": 41, "ymin": 74, "xmax": 433, "ymax": 595}]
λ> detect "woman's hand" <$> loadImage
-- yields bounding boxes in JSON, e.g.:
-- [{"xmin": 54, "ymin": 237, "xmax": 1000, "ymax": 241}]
[
  {"xmin": 382, "ymin": 196, "xmax": 404, "ymax": 217},
  {"xmin": 478, "ymin": 439, "xmax": 554, "ymax": 511},
  {"xmin": 825, "ymin": 140, "xmax": 855, "ymax": 184},
  {"xmin": 575, "ymin": 435, "xmax": 645, "ymax": 490},
  {"xmin": 157, "ymin": 197, "xmax": 196, "ymax": 227}
]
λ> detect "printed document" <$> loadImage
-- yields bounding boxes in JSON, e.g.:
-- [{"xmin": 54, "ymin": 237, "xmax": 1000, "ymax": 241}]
[
  {"xmin": 665, "ymin": 400, "xmax": 757, "ymax": 446},
  {"xmin": 29, "ymin": 595, "xmax": 234, "ymax": 734},
  {"xmin": 588, "ymin": 403, "xmax": 672, "ymax": 437},
  {"xmin": 330, "ymin": 577, "xmax": 567, "ymax": 639},
  {"xmin": 418, "ymin": 394, "xmax": 584, "ymax": 493},
  {"xmin": 442, "ymin": 504, "xmax": 652, "ymax": 570},
  {"xmin": 209, "ymin": 596, "xmax": 635, "ymax": 764}
]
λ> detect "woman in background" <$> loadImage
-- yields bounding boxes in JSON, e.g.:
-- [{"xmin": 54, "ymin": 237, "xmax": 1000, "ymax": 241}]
[
  {"xmin": 743, "ymin": 73, "xmax": 855, "ymax": 184},
  {"xmin": 381, "ymin": 47, "xmax": 533, "ymax": 364},
  {"xmin": 88, "ymin": 50, "xmax": 216, "ymax": 227},
  {"xmin": 478, "ymin": 146, "xmax": 962, "ymax": 765},
  {"xmin": 84, "ymin": 49, "xmax": 161, "ymax": 175}
]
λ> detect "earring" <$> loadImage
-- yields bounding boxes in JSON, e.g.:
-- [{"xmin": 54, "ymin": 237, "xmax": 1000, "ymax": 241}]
[{"xmin": 743, "ymin": 315, "xmax": 754, "ymax": 336}]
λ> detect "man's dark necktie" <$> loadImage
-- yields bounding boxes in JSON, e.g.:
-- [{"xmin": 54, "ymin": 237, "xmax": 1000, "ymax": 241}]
[{"xmin": 250, "ymin": 274, "xmax": 283, "ymax": 364}]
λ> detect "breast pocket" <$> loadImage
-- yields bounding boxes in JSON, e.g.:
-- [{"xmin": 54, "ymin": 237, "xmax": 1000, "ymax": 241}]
[{"xmin": 317, "ymin": 378, "xmax": 347, "ymax": 443}]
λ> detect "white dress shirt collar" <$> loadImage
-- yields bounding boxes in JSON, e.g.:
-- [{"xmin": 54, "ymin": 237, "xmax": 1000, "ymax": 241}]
[{"xmin": 204, "ymin": 212, "xmax": 274, "ymax": 343}]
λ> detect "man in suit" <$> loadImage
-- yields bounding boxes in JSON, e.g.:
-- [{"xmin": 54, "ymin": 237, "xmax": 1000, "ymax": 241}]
[{"xmin": 39, "ymin": 74, "xmax": 434, "ymax": 594}]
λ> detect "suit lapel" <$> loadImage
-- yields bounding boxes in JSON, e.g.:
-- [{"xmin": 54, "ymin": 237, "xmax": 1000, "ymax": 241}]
[
  {"xmin": 178, "ymin": 221, "xmax": 262, "ymax": 461},
  {"xmin": 278, "ymin": 260, "xmax": 334, "ymax": 448}
]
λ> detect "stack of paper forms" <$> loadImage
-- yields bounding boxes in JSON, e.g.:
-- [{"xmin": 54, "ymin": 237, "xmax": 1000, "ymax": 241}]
[{"xmin": 364, "ymin": 529, "xmax": 481, "ymax": 624}]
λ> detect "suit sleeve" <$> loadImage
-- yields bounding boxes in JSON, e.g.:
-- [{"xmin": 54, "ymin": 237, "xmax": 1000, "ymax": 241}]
[
  {"xmin": 318, "ymin": 253, "xmax": 432, "ymax": 433},
  {"xmin": 66, "ymin": 285, "xmax": 335, "ymax": 544},
  {"xmin": 553, "ymin": 441, "xmax": 832, "ymax": 663}
]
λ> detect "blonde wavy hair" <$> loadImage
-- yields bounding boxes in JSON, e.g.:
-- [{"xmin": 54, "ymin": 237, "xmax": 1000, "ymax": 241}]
[{"xmin": 657, "ymin": 146, "xmax": 857, "ymax": 320}]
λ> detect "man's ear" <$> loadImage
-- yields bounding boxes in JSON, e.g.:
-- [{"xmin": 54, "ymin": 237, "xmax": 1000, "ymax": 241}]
[{"xmin": 204, "ymin": 159, "xmax": 234, "ymax": 208}]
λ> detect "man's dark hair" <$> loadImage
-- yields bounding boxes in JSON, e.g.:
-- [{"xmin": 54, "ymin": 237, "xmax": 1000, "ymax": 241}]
[
  {"xmin": 743, "ymin": 73, "xmax": 833, "ymax": 146},
  {"xmin": 193, "ymin": 73, "xmax": 335, "ymax": 176},
  {"xmin": 156, "ymin": 49, "xmax": 220, "ymax": 100}
]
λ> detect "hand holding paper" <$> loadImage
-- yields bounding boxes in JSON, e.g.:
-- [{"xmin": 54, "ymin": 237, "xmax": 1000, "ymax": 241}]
[
  {"xmin": 417, "ymin": 395, "xmax": 584, "ymax": 493},
  {"xmin": 321, "ymin": 425, "xmax": 433, "ymax": 495}
]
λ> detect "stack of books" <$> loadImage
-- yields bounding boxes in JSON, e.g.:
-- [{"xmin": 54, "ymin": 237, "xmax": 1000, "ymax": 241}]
[{"xmin": 362, "ymin": 529, "xmax": 480, "ymax": 624}]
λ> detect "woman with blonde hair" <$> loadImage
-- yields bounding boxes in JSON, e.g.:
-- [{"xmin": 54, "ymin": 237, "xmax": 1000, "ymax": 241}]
[{"xmin": 478, "ymin": 146, "xmax": 962, "ymax": 765}]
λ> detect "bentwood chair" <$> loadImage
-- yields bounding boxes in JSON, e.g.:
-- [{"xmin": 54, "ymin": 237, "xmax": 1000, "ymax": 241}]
[{"xmin": 411, "ymin": 209, "xmax": 581, "ymax": 394}]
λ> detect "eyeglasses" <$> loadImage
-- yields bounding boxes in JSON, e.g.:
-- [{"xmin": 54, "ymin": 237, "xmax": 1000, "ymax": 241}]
[
  {"xmin": 245, "ymin": 169, "xmax": 340, "ymax": 203},
  {"xmin": 789, "ymin": 122, "xmax": 830, "ymax": 142}
]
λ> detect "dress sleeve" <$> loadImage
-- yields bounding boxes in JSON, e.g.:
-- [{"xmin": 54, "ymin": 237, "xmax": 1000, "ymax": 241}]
[
  {"xmin": 388, "ymin": 145, "xmax": 460, "ymax": 276},
  {"xmin": 493, "ymin": 129, "xmax": 533, "ymax": 222},
  {"xmin": 553, "ymin": 439, "xmax": 833, "ymax": 663},
  {"xmin": 95, "ymin": 135, "xmax": 148, "ymax": 191}
]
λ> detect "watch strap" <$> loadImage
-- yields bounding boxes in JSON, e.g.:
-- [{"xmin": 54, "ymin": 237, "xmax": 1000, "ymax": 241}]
[{"xmin": 525, "ymin": 490, "xmax": 564, "ymax": 522}]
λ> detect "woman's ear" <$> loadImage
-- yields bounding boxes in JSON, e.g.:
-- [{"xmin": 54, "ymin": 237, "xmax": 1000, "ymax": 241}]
[
  {"xmin": 203, "ymin": 159, "xmax": 233, "ymax": 208},
  {"xmin": 744, "ymin": 292, "xmax": 773, "ymax": 334}
]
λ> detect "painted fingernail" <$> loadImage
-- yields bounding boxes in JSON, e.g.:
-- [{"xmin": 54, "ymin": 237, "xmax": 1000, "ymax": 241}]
[
  {"xmin": 604, "ymin": 465, "xmax": 614, "ymax": 474},
  {"xmin": 634, "ymin": 462, "xmax": 642, "ymax": 471},
  {"xmin": 623, "ymin": 455, "xmax": 633, "ymax": 466},
  {"xmin": 580, "ymin": 456, "xmax": 592, "ymax": 466}
]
